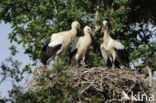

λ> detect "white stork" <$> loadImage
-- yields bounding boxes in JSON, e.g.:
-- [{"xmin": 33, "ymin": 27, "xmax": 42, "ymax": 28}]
[
  {"xmin": 41, "ymin": 21, "xmax": 81, "ymax": 65},
  {"xmin": 100, "ymin": 20, "xmax": 131, "ymax": 69},
  {"xmin": 70, "ymin": 26, "xmax": 92, "ymax": 67}
]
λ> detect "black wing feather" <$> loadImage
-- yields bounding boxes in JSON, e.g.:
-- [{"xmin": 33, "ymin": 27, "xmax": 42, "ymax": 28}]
[
  {"xmin": 115, "ymin": 48, "xmax": 130, "ymax": 63},
  {"xmin": 42, "ymin": 39, "xmax": 51, "ymax": 51},
  {"xmin": 41, "ymin": 41, "xmax": 62, "ymax": 65}
]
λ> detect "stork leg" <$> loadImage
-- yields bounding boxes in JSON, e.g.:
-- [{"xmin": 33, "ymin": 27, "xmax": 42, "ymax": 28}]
[
  {"xmin": 45, "ymin": 56, "xmax": 53, "ymax": 68},
  {"xmin": 126, "ymin": 63, "xmax": 131, "ymax": 69},
  {"xmin": 81, "ymin": 56, "xmax": 86, "ymax": 67},
  {"xmin": 55, "ymin": 56, "xmax": 58, "ymax": 64},
  {"xmin": 58, "ymin": 57, "xmax": 61, "ymax": 64},
  {"xmin": 76, "ymin": 62, "xmax": 79, "ymax": 67},
  {"xmin": 43, "ymin": 65, "xmax": 48, "ymax": 70},
  {"xmin": 46, "ymin": 56, "xmax": 53, "ymax": 65},
  {"xmin": 70, "ymin": 58, "xmax": 76, "ymax": 67},
  {"xmin": 75, "ymin": 54, "xmax": 79, "ymax": 67},
  {"xmin": 112, "ymin": 61, "xmax": 115, "ymax": 69},
  {"xmin": 112, "ymin": 53, "xmax": 116, "ymax": 69},
  {"xmin": 46, "ymin": 60, "xmax": 51, "ymax": 66},
  {"xmin": 73, "ymin": 59, "xmax": 78, "ymax": 67}
]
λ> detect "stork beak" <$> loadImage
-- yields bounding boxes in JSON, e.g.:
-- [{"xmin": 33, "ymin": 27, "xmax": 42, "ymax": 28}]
[
  {"xmin": 103, "ymin": 25, "xmax": 106, "ymax": 30},
  {"xmin": 90, "ymin": 32, "xmax": 95, "ymax": 40},
  {"xmin": 77, "ymin": 26, "xmax": 83, "ymax": 32},
  {"xmin": 100, "ymin": 24, "xmax": 106, "ymax": 34},
  {"xmin": 77, "ymin": 26, "xmax": 83, "ymax": 36},
  {"xmin": 90, "ymin": 32, "xmax": 94, "ymax": 36},
  {"xmin": 100, "ymin": 27, "xmax": 104, "ymax": 34}
]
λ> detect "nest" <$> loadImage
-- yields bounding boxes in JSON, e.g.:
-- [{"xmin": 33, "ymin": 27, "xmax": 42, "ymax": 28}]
[{"xmin": 25, "ymin": 66, "xmax": 153, "ymax": 103}]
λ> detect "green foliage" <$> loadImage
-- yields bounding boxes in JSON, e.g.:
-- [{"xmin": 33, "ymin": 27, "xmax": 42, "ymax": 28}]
[
  {"xmin": 0, "ymin": 99, "xmax": 5, "ymax": 103},
  {"xmin": 21, "ymin": 64, "xmax": 32, "ymax": 74},
  {"xmin": 0, "ymin": 57, "xmax": 23, "ymax": 83},
  {"xmin": 9, "ymin": 45, "xmax": 18, "ymax": 56}
]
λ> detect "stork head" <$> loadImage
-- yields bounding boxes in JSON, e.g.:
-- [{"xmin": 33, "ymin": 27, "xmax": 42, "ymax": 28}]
[
  {"xmin": 84, "ymin": 26, "xmax": 92, "ymax": 34},
  {"xmin": 102, "ymin": 20, "xmax": 108, "ymax": 30},
  {"xmin": 71, "ymin": 21, "xmax": 82, "ymax": 32}
]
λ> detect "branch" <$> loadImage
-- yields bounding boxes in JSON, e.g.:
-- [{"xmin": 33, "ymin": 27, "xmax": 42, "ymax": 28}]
[{"xmin": 94, "ymin": 6, "xmax": 101, "ymax": 33}]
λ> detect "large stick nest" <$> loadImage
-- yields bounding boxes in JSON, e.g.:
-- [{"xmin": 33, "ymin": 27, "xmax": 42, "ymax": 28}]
[{"xmin": 26, "ymin": 67, "xmax": 153, "ymax": 103}]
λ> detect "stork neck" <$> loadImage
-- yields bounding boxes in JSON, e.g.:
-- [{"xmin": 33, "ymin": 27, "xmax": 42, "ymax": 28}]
[
  {"xmin": 84, "ymin": 32, "xmax": 90, "ymax": 37},
  {"xmin": 70, "ymin": 27, "xmax": 77, "ymax": 41},
  {"xmin": 84, "ymin": 32, "xmax": 90, "ymax": 36},
  {"xmin": 71, "ymin": 27, "xmax": 77, "ymax": 35},
  {"xmin": 84, "ymin": 32, "xmax": 91, "ymax": 44},
  {"xmin": 104, "ymin": 27, "xmax": 111, "ymax": 44}
]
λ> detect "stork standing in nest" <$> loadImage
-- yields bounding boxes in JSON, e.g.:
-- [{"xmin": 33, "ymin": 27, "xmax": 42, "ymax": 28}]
[
  {"xmin": 100, "ymin": 20, "xmax": 131, "ymax": 69},
  {"xmin": 70, "ymin": 26, "xmax": 92, "ymax": 67},
  {"xmin": 41, "ymin": 21, "xmax": 82, "ymax": 65}
]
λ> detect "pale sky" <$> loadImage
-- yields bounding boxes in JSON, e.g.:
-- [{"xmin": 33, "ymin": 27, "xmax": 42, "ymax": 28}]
[{"xmin": 0, "ymin": 22, "xmax": 32, "ymax": 98}]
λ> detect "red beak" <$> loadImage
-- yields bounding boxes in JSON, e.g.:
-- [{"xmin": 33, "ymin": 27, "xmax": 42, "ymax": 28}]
[{"xmin": 103, "ymin": 25, "xmax": 106, "ymax": 30}]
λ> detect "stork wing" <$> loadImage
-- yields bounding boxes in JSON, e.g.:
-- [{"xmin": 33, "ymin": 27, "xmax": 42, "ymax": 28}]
[
  {"xmin": 41, "ymin": 36, "xmax": 63, "ymax": 65},
  {"xmin": 100, "ymin": 45, "xmax": 108, "ymax": 62},
  {"xmin": 41, "ymin": 44, "xmax": 62, "ymax": 65},
  {"xmin": 115, "ymin": 48, "xmax": 130, "ymax": 63},
  {"xmin": 111, "ymin": 39, "xmax": 124, "ymax": 50},
  {"xmin": 100, "ymin": 45, "xmax": 112, "ymax": 67},
  {"xmin": 112, "ymin": 39, "xmax": 130, "ymax": 68},
  {"xmin": 42, "ymin": 39, "xmax": 51, "ymax": 51},
  {"xmin": 49, "ymin": 32, "xmax": 66, "ymax": 47}
]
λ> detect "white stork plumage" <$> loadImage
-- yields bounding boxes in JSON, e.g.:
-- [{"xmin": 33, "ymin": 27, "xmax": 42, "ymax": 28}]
[
  {"xmin": 70, "ymin": 26, "xmax": 92, "ymax": 66},
  {"xmin": 41, "ymin": 21, "xmax": 81, "ymax": 65},
  {"xmin": 101, "ymin": 50, "xmax": 120, "ymax": 68},
  {"xmin": 100, "ymin": 20, "xmax": 131, "ymax": 69}
]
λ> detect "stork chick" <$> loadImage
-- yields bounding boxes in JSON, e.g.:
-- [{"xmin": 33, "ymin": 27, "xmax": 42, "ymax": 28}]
[
  {"xmin": 70, "ymin": 26, "xmax": 92, "ymax": 67},
  {"xmin": 41, "ymin": 21, "xmax": 81, "ymax": 65},
  {"xmin": 100, "ymin": 20, "xmax": 131, "ymax": 69}
]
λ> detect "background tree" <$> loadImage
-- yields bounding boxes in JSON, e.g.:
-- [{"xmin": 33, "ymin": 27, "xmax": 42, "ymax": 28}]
[
  {"xmin": 0, "ymin": 0, "xmax": 156, "ymax": 102},
  {"xmin": 0, "ymin": 0, "xmax": 155, "ymax": 68}
]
